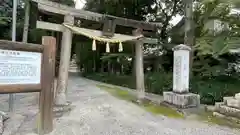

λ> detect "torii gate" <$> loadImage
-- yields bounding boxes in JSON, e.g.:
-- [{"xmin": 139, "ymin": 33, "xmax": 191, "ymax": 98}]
[{"xmin": 28, "ymin": 0, "xmax": 160, "ymax": 107}]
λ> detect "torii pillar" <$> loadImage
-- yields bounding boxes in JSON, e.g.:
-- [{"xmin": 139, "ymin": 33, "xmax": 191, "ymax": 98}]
[
  {"xmin": 55, "ymin": 15, "xmax": 74, "ymax": 106},
  {"xmin": 133, "ymin": 28, "xmax": 145, "ymax": 102}
]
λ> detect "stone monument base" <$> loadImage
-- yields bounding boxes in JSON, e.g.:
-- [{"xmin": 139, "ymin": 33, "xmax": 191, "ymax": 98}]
[{"xmin": 163, "ymin": 91, "xmax": 200, "ymax": 108}]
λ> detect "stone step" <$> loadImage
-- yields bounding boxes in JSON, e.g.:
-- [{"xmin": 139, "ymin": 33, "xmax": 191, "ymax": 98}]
[
  {"xmin": 235, "ymin": 93, "xmax": 240, "ymax": 100},
  {"xmin": 215, "ymin": 102, "xmax": 224, "ymax": 107},
  {"xmin": 224, "ymin": 97, "xmax": 240, "ymax": 109},
  {"xmin": 213, "ymin": 112, "xmax": 240, "ymax": 124},
  {"xmin": 215, "ymin": 105, "xmax": 240, "ymax": 119},
  {"xmin": 223, "ymin": 96, "xmax": 233, "ymax": 104}
]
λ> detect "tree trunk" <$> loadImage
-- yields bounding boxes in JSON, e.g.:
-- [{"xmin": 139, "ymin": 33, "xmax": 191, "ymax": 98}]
[
  {"xmin": 184, "ymin": 0, "xmax": 194, "ymax": 75},
  {"xmin": 108, "ymin": 61, "xmax": 111, "ymax": 73},
  {"xmin": 22, "ymin": 0, "xmax": 30, "ymax": 43}
]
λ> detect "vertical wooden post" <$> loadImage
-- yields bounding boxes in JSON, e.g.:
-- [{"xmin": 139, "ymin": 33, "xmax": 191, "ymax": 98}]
[
  {"xmin": 22, "ymin": 0, "xmax": 30, "ymax": 43},
  {"xmin": 39, "ymin": 36, "xmax": 56, "ymax": 134},
  {"xmin": 55, "ymin": 15, "xmax": 74, "ymax": 105},
  {"xmin": 133, "ymin": 29, "xmax": 145, "ymax": 102}
]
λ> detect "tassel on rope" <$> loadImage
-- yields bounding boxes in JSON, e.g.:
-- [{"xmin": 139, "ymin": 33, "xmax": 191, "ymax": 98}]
[
  {"xmin": 106, "ymin": 42, "xmax": 110, "ymax": 52},
  {"xmin": 118, "ymin": 42, "xmax": 123, "ymax": 52},
  {"xmin": 92, "ymin": 40, "xmax": 96, "ymax": 51}
]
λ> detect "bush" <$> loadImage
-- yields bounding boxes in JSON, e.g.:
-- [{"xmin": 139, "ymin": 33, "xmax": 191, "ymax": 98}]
[
  {"xmin": 190, "ymin": 75, "xmax": 240, "ymax": 105},
  {"xmin": 145, "ymin": 72, "xmax": 172, "ymax": 94},
  {"xmin": 83, "ymin": 73, "xmax": 136, "ymax": 88}
]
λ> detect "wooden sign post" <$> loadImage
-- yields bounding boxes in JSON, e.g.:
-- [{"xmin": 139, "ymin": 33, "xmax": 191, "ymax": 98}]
[{"xmin": 0, "ymin": 36, "xmax": 56, "ymax": 134}]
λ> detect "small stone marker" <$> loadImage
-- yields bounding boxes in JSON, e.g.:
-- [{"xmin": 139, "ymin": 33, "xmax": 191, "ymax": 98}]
[{"xmin": 163, "ymin": 44, "xmax": 200, "ymax": 108}]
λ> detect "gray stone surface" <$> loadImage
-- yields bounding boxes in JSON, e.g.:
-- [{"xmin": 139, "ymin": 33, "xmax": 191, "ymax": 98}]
[
  {"xmin": 163, "ymin": 91, "xmax": 200, "ymax": 108},
  {"xmin": 213, "ymin": 112, "xmax": 240, "ymax": 123},
  {"xmin": 223, "ymin": 97, "xmax": 233, "ymax": 104},
  {"xmin": 215, "ymin": 105, "xmax": 240, "ymax": 119},
  {"xmin": 172, "ymin": 44, "xmax": 191, "ymax": 51},
  {"xmin": 226, "ymin": 98, "xmax": 240, "ymax": 109},
  {"xmin": 1, "ymin": 76, "xmax": 240, "ymax": 135},
  {"xmin": 215, "ymin": 95, "xmax": 240, "ymax": 119},
  {"xmin": 0, "ymin": 115, "xmax": 3, "ymax": 135},
  {"xmin": 235, "ymin": 93, "xmax": 240, "ymax": 100}
]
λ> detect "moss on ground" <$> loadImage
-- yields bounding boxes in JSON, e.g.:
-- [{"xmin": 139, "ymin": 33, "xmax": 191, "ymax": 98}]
[
  {"xmin": 197, "ymin": 111, "xmax": 240, "ymax": 129},
  {"xmin": 97, "ymin": 84, "xmax": 240, "ymax": 128},
  {"xmin": 97, "ymin": 84, "xmax": 184, "ymax": 118}
]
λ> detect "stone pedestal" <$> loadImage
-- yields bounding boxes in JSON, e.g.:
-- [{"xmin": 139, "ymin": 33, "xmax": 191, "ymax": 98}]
[
  {"xmin": 214, "ymin": 93, "xmax": 240, "ymax": 119},
  {"xmin": 163, "ymin": 44, "xmax": 200, "ymax": 108},
  {"xmin": 163, "ymin": 92, "xmax": 200, "ymax": 108}
]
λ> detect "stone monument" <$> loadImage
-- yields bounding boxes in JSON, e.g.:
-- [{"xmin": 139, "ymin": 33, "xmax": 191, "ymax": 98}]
[{"xmin": 163, "ymin": 44, "xmax": 200, "ymax": 108}]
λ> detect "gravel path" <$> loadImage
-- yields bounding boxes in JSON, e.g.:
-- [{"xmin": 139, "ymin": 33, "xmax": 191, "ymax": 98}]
[
  {"xmin": 1, "ymin": 76, "xmax": 240, "ymax": 135},
  {"xmin": 49, "ymin": 77, "xmax": 240, "ymax": 135}
]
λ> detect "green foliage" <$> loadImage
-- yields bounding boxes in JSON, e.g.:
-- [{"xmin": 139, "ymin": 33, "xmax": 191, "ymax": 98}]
[
  {"xmin": 145, "ymin": 71, "xmax": 173, "ymax": 94},
  {"xmin": 85, "ymin": 0, "xmax": 156, "ymax": 20},
  {"xmin": 84, "ymin": 73, "xmax": 136, "ymax": 88},
  {"xmin": 190, "ymin": 75, "xmax": 240, "ymax": 104},
  {"xmin": 75, "ymin": 40, "xmax": 97, "ymax": 73},
  {"xmin": 0, "ymin": 0, "xmax": 25, "ymax": 39}
]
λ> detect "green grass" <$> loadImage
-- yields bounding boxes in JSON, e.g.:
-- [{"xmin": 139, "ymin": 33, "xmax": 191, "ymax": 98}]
[
  {"xmin": 143, "ymin": 104, "xmax": 184, "ymax": 118},
  {"xmin": 97, "ymin": 84, "xmax": 184, "ymax": 118}
]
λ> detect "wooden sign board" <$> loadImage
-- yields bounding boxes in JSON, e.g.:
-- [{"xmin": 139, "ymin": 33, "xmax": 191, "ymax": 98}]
[
  {"xmin": 0, "ymin": 49, "xmax": 41, "ymax": 85},
  {"xmin": 0, "ymin": 37, "xmax": 56, "ymax": 134},
  {"xmin": 102, "ymin": 15, "xmax": 116, "ymax": 38},
  {"xmin": 0, "ymin": 41, "xmax": 44, "ymax": 93}
]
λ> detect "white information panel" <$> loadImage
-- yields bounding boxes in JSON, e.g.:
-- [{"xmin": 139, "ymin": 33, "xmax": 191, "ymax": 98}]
[{"xmin": 0, "ymin": 49, "xmax": 42, "ymax": 85}]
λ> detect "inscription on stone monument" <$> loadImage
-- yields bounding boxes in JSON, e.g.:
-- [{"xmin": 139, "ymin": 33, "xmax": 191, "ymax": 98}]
[{"xmin": 174, "ymin": 56, "xmax": 181, "ymax": 91}]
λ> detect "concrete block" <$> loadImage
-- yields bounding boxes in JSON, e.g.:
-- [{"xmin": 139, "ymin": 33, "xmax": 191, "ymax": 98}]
[
  {"xmin": 215, "ymin": 102, "xmax": 224, "ymax": 109},
  {"xmin": 235, "ymin": 93, "xmax": 240, "ymax": 100},
  {"xmin": 163, "ymin": 91, "xmax": 200, "ymax": 108},
  {"xmin": 223, "ymin": 96, "xmax": 233, "ymax": 105},
  {"xmin": 226, "ymin": 98, "xmax": 240, "ymax": 109}
]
